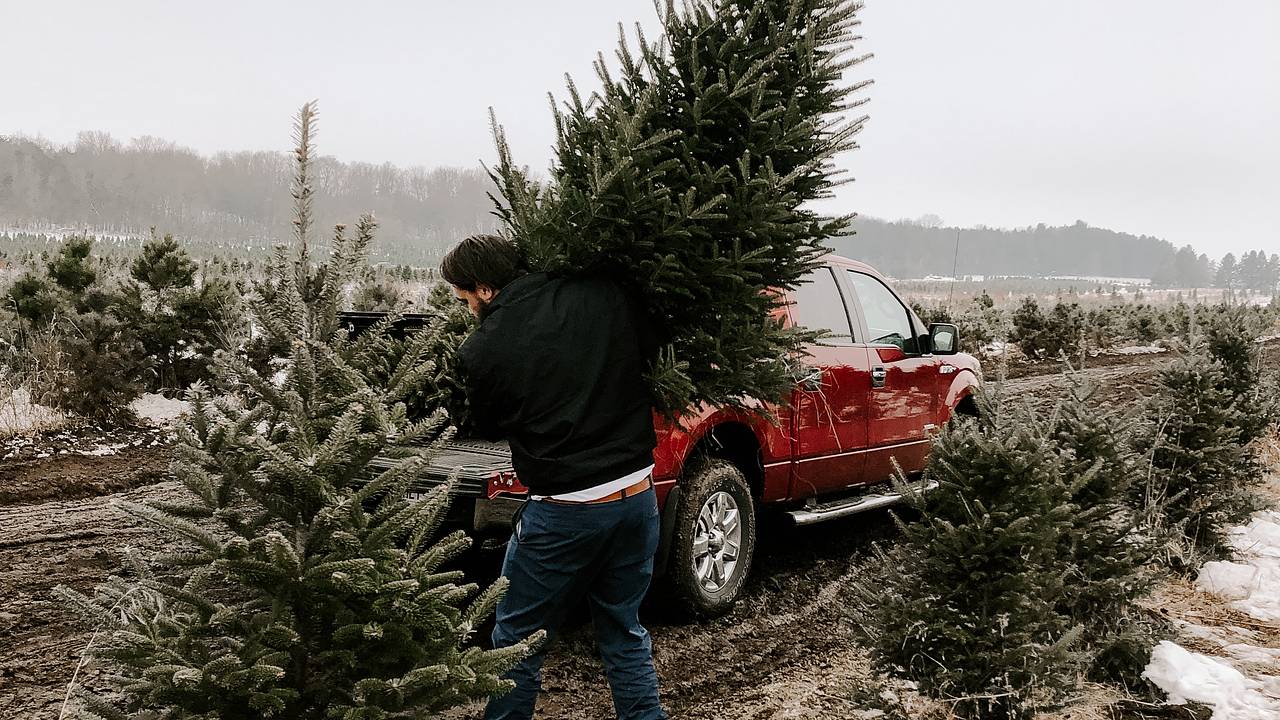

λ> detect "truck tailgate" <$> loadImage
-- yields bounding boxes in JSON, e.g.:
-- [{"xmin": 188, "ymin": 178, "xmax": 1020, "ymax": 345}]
[{"xmin": 368, "ymin": 439, "xmax": 514, "ymax": 497}]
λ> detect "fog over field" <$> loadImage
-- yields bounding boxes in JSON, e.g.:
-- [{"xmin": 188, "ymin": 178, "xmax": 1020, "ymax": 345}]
[{"xmin": 1, "ymin": 0, "xmax": 1277, "ymax": 258}]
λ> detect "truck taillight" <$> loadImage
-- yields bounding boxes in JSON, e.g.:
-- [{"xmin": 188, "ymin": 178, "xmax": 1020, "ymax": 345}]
[{"xmin": 487, "ymin": 471, "xmax": 527, "ymax": 499}]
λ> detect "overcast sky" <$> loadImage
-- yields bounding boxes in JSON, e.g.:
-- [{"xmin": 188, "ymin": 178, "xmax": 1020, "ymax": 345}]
[{"xmin": 3, "ymin": 0, "xmax": 1277, "ymax": 257}]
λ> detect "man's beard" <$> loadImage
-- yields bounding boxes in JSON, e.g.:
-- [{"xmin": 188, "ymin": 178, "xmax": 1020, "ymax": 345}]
[{"xmin": 477, "ymin": 298, "xmax": 495, "ymax": 322}]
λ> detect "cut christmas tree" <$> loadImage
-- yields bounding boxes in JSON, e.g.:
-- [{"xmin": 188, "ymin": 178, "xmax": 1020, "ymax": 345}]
[{"xmin": 489, "ymin": 0, "xmax": 871, "ymax": 413}]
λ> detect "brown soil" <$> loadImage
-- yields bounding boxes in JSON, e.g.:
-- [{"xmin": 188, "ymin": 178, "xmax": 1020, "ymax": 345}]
[
  {"xmin": 0, "ymin": 349, "xmax": 1273, "ymax": 719},
  {"xmin": 997, "ymin": 346, "xmax": 1171, "ymax": 381},
  {"xmin": 0, "ymin": 481, "xmax": 186, "ymax": 719},
  {"xmin": 0, "ymin": 445, "xmax": 171, "ymax": 507}
]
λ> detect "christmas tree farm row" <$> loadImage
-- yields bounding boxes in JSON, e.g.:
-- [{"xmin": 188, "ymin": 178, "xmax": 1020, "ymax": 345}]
[
  {"xmin": 848, "ymin": 322, "xmax": 1275, "ymax": 718},
  {"xmin": 914, "ymin": 291, "xmax": 1280, "ymax": 359}
]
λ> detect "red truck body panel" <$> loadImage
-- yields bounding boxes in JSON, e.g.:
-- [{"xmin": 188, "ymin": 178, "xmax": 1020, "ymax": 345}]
[{"xmin": 787, "ymin": 343, "xmax": 873, "ymax": 498}]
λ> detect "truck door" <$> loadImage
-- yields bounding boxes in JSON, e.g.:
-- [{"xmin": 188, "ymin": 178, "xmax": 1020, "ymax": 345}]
[
  {"xmin": 786, "ymin": 267, "xmax": 872, "ymax": 499},
  {"xmin": 844, "ymin": 269, "xmax": 941, "ymax": 482}
]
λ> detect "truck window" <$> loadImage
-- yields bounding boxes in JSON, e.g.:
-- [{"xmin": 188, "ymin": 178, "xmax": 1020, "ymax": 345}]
[
  {"xmin": 847, "ymin": 271, "xmax": 918, "ymax": 353},
  {"xmin": 789, "ymin": 268, "xmax": 855, "ymax": 343}
]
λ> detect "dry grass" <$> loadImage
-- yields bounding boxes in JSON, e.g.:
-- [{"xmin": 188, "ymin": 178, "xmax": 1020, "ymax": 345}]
[
  {"xmin": 0, "ymin": 386, "xmax": 66, "ymax": 438},
  {"xmin": 1247, "ymin": 428, "xmax": 1280, "ymax": 506},
  {"xmin": 0, "ymin": 325, "xmax": 70, "ymax": 438}
]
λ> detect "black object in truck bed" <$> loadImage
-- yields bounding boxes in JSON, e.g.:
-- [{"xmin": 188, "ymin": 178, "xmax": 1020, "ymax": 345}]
[
  {"xmin": 367, "ymin": 439, "xmax": 514, "ymax": 497},
  {"xmin": 338, "ymin": 311, "xmax": 436, "ymax": 339}
]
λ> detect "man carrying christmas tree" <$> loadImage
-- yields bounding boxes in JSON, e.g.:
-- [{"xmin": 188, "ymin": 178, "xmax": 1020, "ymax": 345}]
[{"xmin": 443, "ymin": 234, "xmax": 667, "ymax": 720}]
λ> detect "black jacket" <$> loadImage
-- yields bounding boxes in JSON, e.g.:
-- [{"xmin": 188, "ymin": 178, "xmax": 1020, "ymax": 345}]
[{"xmin": 457, "ymin": 273, "xmax": 658, "ymax": 495}]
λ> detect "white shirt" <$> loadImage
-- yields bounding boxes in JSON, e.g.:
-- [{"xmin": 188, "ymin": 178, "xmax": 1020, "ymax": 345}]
[{"xmin": 532, "ymin": 464, "xmax": 655, "ymax": 502}]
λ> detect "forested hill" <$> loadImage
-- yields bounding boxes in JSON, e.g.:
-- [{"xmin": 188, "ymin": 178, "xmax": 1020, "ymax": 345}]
[
  {"xmin": 0, "ymin": 133, "xmax": 499, "ymax": 265},
  {"xmin": 836, "ymin": 217, "xmax": 1208, "ymax": 283},
  {"xmin": 1, "ymin": 132, "xmax": 1215, "ymax": 282}
]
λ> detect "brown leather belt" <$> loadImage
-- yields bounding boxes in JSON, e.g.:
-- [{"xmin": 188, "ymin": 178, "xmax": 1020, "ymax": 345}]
[{"xmin": 543, "ymin": 476, "xmax": 653, "ymax": 505}]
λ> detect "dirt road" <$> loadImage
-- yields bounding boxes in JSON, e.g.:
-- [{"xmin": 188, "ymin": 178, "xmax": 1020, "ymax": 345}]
[
  {"xmin": 0, "ymin": 458, "xmax": 178, "ymax": 719},
  {"xmin": 0, "ymin": 349, "xmax": 1222, "ymax": 719}
]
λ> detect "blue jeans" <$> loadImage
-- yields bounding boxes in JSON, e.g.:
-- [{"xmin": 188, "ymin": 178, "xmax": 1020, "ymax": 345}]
[{"xmin": 485, "ymin": 487, "xmax": 667, "ymax": 720}]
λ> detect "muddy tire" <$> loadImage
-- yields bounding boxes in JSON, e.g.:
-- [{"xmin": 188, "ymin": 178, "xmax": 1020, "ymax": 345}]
[{"xmin": 665, "ymin": 458, "xmax": 757, "ymax": 618}]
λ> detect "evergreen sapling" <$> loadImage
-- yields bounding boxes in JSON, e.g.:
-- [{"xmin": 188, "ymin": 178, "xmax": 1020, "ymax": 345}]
[
  {"xmin": 1050, "ymin": 381, "xmax": 1164, "ymax": 689},
  {"xmin": 115, "ymin": 228, "xmax": 239, "ymax": 391},
  {"xmin": 55, "ymin": 103, "xmax": 538, "ymax": 720},
  {"xmin": 849, "ymin": 392, "xmax": 1083, "ymax": 720},
  {"xmin": 1200, "ymin": 304, "xmax": 1278, "ymax": 443},
  {"xmin": 1132, "ymin": 350, "xmax": 1262, "ymax": 563}
]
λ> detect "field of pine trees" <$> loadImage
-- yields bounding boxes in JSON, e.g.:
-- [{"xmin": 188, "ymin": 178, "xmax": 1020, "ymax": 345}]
[
  {"xmin": 4, "ymin": 194, "xmax": 1280, "ymax": 719},
  {"xmin": 3, "ymin": 1, "xmax": 1279, "ymax": 717}
]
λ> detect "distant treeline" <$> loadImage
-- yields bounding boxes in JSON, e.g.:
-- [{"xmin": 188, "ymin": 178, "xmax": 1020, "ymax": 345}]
[
  {"xmin": 0, "ymin": 133, "xmax": 498, "ymax": 264},
  {"xmin": 835, "ymin": 219, "xmax": 1157, "ymax": 284},
  {"xmin": 837, "ymin": 217, "xmax": 1277, "ymax": 291},
  {"xmin": 2, "ymin": 131, "xmax": 1274, "ymax": 289}
]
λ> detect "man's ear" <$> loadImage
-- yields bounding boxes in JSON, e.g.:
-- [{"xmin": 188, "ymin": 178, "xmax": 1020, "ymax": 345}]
[{"xmin": 475, "ymin": 284, "xmax": 496, "ymax": 302}]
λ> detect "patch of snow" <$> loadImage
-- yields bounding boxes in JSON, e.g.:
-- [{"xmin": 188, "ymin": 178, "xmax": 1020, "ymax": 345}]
[
  {"xmin": 1143, "ymin": 641, "xmax": 1280, "ymax": 719},
  {"xmin": 129, "ymin": 393, "xmax": 190, "ymax": 426},
  {"xmin": 79, "ymin": 442, "xmax": 130, "ymax": 457},
  {"xmin": 1230, "ymin": 511, "xmax": 1280, "ymax": 558},
  {"xmin": 269, "ymin": 357, "xmax": 292, "ymax": 388},
  {"xmin": 0, "ymin": 387, "xmax": 66, "ymax": 437},
  {"xmin": 1196, "ymin": 511, "xmax": 1280, "ymax": 621},
  {"xmin": 1196, "ymin": 562, "xmax": 1261, "ymax": 601},
  {"xmin": 1153, "ymin": 505, "xmax": 1280, "ymax": 717},
  {"xmin": 1221, "ymin": 643, "xmax": 1280, "ymax": 666},
  {"xmin": 1106, "ymin": 345, "xmax": 1167, "ymax": 356},
  {"xmin": 1177, "ymin": 621, "xmax": 1237, "ymax": 646}
]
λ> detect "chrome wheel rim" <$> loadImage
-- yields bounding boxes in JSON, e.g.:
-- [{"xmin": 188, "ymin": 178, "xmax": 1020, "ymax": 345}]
[{"xmin": 691, "ymin": 491, "xmax": 742, "ymax": 594}]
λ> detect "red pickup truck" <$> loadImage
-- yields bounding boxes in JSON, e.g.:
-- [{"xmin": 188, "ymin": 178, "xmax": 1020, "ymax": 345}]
[{"xmin": 355, "ymin": 254, "xmax": 981, "ymax": 616}]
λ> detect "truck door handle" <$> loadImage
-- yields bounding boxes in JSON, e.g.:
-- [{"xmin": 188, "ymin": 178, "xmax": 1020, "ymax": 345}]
[{"xmin": 871, "ymin": 366, "xmax": 887, "ymax": 388}]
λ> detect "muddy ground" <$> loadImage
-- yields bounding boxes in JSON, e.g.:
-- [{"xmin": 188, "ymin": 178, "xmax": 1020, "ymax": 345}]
[{"xmin": 0, "ymin": 348, "xmax": 1271, "ymax": 719}]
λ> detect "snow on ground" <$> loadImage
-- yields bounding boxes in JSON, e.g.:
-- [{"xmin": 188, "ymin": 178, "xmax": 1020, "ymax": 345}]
[
  {"xmin": 1144, "ymin": 506, "xmax": 1280, "ymax": 719},
  {"xmin": 1144, "ymin": 641, "xmax": 1279, "ymax": 719},
  {"xmin": 1, "ymin": 390, "xmax": 188, "ymax": 439},
  {"xmin": 129, "ymin": 393, "xmax": 191, "ymax": 425},
  {"xmin": 0, "ymin": 387, "xmax": 66, "ymax": 438},
  {"xmin": 1, "ymin": 390, "xmax": 187, "ymax": 458},
  {"xmin": 1196, "ymin": 510, "xmax": 1280, "ymax": 621},
  {"xmin": 980, "ymin": 341, "xmax": 1019, "ymax": 358},
  {"xmin": 1099, "ymin": 344, "xmax": 1167, "ymax": 356},
  {"xmin": 80, "ymin": 441, "xmax": 132, "ymax": 457}
]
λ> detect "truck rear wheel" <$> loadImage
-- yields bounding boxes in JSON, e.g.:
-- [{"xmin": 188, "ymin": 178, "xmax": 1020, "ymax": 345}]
[{"xmin": 665, "ymin": 458, "xmax": 756, "ymax": 618}]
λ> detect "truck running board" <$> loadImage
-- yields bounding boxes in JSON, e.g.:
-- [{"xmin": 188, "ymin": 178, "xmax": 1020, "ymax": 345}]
[{"xmin": 786, "ymin": 479, "xmax": 938, "ymax": 526}]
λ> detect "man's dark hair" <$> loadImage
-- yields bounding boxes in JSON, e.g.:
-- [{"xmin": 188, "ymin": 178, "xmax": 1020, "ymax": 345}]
[{"xmin": 440, "ymin": 234, "xmax": 526, "ymax": 291}]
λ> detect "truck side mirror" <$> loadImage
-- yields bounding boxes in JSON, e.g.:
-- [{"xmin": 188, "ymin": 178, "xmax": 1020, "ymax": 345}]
[{"xmin": 929, "ymin": 323, "xmax": 959, "ymax": 355}]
